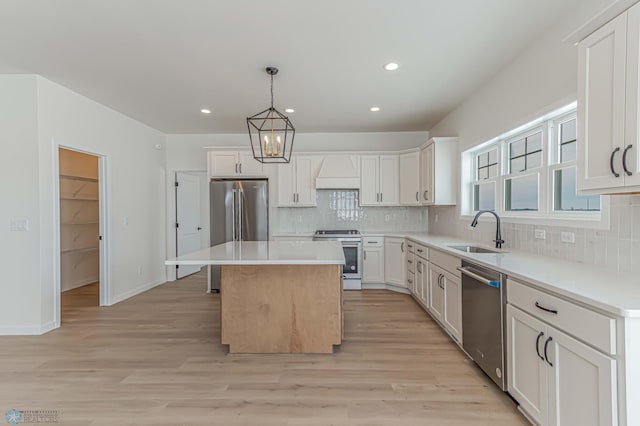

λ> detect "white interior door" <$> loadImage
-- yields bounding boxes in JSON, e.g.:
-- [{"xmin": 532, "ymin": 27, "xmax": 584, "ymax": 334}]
[{"xmin": 176, "ymin": 172, "xmax": 202, "ymax": 278}]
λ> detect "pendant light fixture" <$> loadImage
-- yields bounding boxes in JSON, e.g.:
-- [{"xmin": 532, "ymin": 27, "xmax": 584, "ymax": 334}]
[{"xmin": 246, "ymin": 66, "xmax": 295, "ymax": 163}]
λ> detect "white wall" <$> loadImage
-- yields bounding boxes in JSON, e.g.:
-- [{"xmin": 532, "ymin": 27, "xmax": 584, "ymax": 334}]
[
  {"xmin": 0, "ymin": 75, "xmax": 42, "ymax": 332},
  {"xmin": 427, "ymin": 0, "xmax": 640, "ymax": 272},
  {"xmin": 0, "ymin": 75, "xmax": 168, "ymax": 334}
]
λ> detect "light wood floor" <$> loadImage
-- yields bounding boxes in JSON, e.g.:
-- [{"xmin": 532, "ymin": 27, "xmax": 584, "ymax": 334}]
[{"xmin": 0, "ymin": 271, "xmax": 527, "ymax": 425}]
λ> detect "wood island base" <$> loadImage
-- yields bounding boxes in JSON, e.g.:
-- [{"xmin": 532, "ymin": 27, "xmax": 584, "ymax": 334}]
[{"xmin": 220, "ymin": 264, "xmax": 343, "ymax": 354}]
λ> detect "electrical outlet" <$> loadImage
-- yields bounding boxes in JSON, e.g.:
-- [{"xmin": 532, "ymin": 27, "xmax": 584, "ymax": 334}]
[
  {"xmin": 534, "ymin": 229, "xmax": 546, "ymax": 240},
  {"xmin": 385, "ymin": 214, "xmax": 390, "ymax": 222},
  {"xmin": 561, "ymin": 232, "xmax": 575, "ymax": 244},
  {"xmin": 137, "ymin": 265, "xmax": 143, "ymax": 275}
]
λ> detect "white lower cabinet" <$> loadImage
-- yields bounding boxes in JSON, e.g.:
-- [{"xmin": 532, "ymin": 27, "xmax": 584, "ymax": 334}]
[
  {"xmin": 414, "ymin": 256, "xmax": 428, "ymax": 307},
  {"xmin": 362, "ymin": 238, "xmax": 385, "ymax": 284},
  {"xmin": 507, "ymin": 305, "xmax": 617, "ymax": 426},
  {"xmin": 428, "ymin": 264, "xmax": 445, "ymax": 322},
  {"xmin": 384, "ymin": 237, "xmax": 406, "ymax": 287},
  {"xmin": 442, "ymin": 271, "xmax": 462, "ymax": 343}
]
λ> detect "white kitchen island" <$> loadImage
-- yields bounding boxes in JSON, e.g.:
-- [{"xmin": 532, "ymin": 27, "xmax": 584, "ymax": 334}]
[{"xmin": 166, "ymin": 241, "xmax": 346, "ymax": 354}]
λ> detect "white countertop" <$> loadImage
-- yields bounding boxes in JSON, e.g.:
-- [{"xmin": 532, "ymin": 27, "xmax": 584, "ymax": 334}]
[
  {"xmin": 390, "ymin": 233, "xmax": 640, "ymax": 318},
  {"xmin": 165, "ymin": 241, "xmax": 345, "ymax": 266}
]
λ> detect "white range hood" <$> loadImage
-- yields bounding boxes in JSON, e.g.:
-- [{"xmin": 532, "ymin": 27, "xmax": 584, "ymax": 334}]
[{"xmin": 315, "ymin": 155, "xmax": 360, "ymax": 189}]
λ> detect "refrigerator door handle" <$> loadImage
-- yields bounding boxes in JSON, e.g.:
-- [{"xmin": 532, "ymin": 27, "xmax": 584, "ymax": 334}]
[
  {"xmin": 231, "ymin": 189, "xmax": 237, "ymax": 241},
  {"xmin": 238, "ymin": 190, "xmax": 244, "ymax": 241}
]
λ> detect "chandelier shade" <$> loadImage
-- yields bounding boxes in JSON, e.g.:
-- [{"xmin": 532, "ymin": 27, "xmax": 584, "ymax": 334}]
[{"xmin": 246, "ymin": 67, "xmax": 295, "ymax": 163}]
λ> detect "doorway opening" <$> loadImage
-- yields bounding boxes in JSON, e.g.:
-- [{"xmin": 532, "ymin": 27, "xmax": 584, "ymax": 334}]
[{"xmin": 58, "ymin": 148, "xmax": 102, "ymax": 321}]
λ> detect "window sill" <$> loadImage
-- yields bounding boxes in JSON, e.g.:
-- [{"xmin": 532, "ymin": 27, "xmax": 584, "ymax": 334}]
[{"xmin": 459, "ymin": 212, "xmax": 609, "ymax": 230}]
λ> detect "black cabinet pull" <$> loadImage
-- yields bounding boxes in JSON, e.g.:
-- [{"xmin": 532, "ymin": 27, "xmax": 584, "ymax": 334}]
[
  {"xmin": 544, "ymin": 336, "xmax": 553, "ymax": 367},
  {"xmin": 535, "ymin": 332, "xmax": 545, "ymax": 361},
  {"xmin": 623, "ymin": 144, "xmax": 633, "ymax": 176},
  {"xmin": 610, "ymin": 147, "xmax": 621, "ymax": 178},
  {"xmin": 535, "ymin": 302, "xmax": 558, "ymax": 314}
]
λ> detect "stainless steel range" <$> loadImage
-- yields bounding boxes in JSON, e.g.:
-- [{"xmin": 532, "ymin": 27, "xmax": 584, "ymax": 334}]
[{"xmin": 313, "ymin": 230, "xmax": 362, "ymax": 290}]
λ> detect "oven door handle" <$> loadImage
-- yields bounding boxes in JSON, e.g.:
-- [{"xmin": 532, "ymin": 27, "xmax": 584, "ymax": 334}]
[{"xmin": 457, "ymin": 266, "xmax": 501, "ymax": 288}]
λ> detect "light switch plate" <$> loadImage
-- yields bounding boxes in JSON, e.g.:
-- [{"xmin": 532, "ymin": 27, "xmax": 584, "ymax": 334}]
[
  {"xmin": 10, "ymin": 219, "xmax": 29, "ymax": 231},
  {"xmin": 561, "ymin": 231, "xmax": 575, "ymax": 244},
  {"xmin": 534, "ymin": 229, "xmax": 546, "ymax": 240}
]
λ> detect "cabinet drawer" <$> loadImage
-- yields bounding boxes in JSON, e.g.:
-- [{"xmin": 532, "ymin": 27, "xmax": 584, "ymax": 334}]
[
  {"xmin": 406, "ymin": 240, "xmax": 416, "ymax": 253},
  {"xmin": 413, "ymin": 242, "xmax": 428, "ymax": 259},
  {"xmin": 508, "ymin": 278, "xmax": 617, "ymax": 355},
  {"xmin": 429, "ymin": 249, "xmax": 460, "ymax": 276},
  {"xmin": 406, "ymin": 252, "xmax": 415, "ymax": 269},
  {"xmin": 363, "ymin": 237, "xmax": 384, "ymax": 247},
  {"xmin": 407, "ymin": 270, "xmax": 415, "ymax": 288}
]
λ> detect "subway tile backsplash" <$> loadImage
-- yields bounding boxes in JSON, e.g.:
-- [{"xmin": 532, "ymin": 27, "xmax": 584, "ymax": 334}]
[
  {"xmin": 275, "ymin": 190, "xmax": 428, "ymax": 233},
  {"xmin": 428, "ymin": 194, "xmax": 640, "ymax": 272}
]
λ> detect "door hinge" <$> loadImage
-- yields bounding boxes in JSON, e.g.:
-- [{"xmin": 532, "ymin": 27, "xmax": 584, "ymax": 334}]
[
  {"xmin": 176, "ymin": 265, "xmax": 179, "ymax": 269},
  {"xmin": 175, "ymin": 222, "xmax": 179, "ymax": 228},
  {"xmin": 175, "ymin": 181, "xmax": 179, "ymax": 187}
]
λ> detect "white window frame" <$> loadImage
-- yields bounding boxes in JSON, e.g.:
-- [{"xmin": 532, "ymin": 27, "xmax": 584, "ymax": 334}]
[
  {"xmin": 471, "ymin": 147, "xmax": 499, "ymax": 212},
  {"xmin": 460, "ymin": 103, "xmax": 610, "ymax": 229}
]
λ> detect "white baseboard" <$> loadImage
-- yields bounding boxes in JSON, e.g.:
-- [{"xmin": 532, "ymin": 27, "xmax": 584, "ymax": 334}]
[
  {"xmin": 0, "ymin": 320, "xmax": 57, "ymax": 336},
  {"xmin": 109, "ymin": 278, "xmax": 166, "ymax": 305},
  {"xmin": 361, "ymin": 283, "xmax": 410, "ymax": 294}
]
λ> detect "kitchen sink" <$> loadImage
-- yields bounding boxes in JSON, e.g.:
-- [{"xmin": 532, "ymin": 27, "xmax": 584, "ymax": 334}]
[{"xmin": 447, "ymin": 245, "xmax": 501, "ymax": 254}]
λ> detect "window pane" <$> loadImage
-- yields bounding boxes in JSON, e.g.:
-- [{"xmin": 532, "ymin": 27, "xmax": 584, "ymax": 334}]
[
  {"xmin": 554, "ymin": 167, "xmax": 600, "ymax": 211},
  {"xmin": 505, "ymin": 174, "xmax": 538, "ymax": 211},
  {"xmin": 560, "ymin": 119, "xmax": 577, "ymax": 143},
  {"xmin": 510, "ymin": 156, "xmax": 526, "ymax": 174},
  {"xmin": 488, "ymin": 164, "xmax": 498, "ymax": 178},
  {"xmin": 510, "ymin": 139, "xmax": 526, "ymax": 158},
  {"xmin": 528, "ymin": 151, "xmax": 542, "ymax": 169},
  {"xmin": 478, "ymin": 153, "xmax": 488, "ymax": 168},
  {"xmin": 527, "ymin": 132, "xmax": 543, "ymax": 152},
  {"xmin": 474, "ymin": 182, "xmax": 496, "ymax": 211},
  {"xmin": 561, "ymin": 141, "xmax": 577, "ymax": 163},
  {"xmin": 488, "ymin": 149, "xmax": 497, "ymax": 165},
  {"xmin": 478, "ymin": 167, "xmax": 488, "ymax": 180}
]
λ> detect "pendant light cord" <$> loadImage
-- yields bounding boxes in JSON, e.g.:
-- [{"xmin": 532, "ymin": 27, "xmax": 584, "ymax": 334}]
[{"xmin": 270, "ymin": 74, "xmax": 274, "ymax": 109}]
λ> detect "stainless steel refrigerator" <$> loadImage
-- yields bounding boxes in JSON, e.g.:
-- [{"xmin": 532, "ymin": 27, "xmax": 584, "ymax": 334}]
[{"xmin": 209, "ymin": 178, "xmax": 269, "ymax": 292}]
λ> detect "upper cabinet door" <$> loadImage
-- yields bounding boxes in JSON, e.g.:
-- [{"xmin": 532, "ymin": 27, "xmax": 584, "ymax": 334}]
[
  {"xmin": 360, "ymin": 155, "xmax": 380, "ymax": 206},
  {"xmin": 379, "ymin": 155, "xmax": 399, "ymax": 206},
  {"xmin": 577, "ymin": 12, "xmax": 628, "ymax": 191},
  {"xmin": 295, "ymin": 156, "xmax": 321, "ymax": 206},
  {"xmin": 625, "ymin": 2, "xmax": 640, "ymax": 186},
  {"xmin": 238, "ymin": 152, "xmax": 264, "ymax": 176},
  {"xmin": 277, "ymin": 160, "xmax": 296, "ymax": 207},
  {"xmin": 208, "ymin": 151, "xmax": 239, "ymax": 177},
  {"xmin": 421, "ymin": 144, "xmax": 435, "ymax": 204},
  {"xmin": 399, "ymin": 152, "xmax": 421, "ymax": 205}
]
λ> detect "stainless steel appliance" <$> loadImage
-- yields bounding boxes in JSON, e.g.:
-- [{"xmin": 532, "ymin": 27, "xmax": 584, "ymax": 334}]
[
  {"xmin": 459, "ymin": 260, "xmax": 507, "ymax": 390},
  {"xmin": 209, "ymin": 178, "xmax": 268, "ymax": 292},
  {"xmin": 312, "ymin": 230, "xmax": 362, "ymax": 290}
]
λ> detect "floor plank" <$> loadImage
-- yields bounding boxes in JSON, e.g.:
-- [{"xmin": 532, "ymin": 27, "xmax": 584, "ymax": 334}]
[{"xmin": 0, "ymin": 271, "xmax": 527, "ymax": 425}]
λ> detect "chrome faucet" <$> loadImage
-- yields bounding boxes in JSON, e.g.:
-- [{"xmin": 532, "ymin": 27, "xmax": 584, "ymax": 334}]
[{"xmin": 471, "ymin": 210, "xmax": 504, "ymax": 249}]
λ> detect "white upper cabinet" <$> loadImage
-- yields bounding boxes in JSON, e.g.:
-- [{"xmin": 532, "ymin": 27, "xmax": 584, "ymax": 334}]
[
  {"xmin": 578, "ymin": 2, "xmax": 640, "ymax": 193},
  {"xmin": 208, "ymin": 151, "xmax": 264, "ymax": 178},
  {"xmin": 277, "ymin": 155, "xmax": 322, "ymax": 207},
  {"xmin": 360, "ymin": 155, "xmax": 399, "ymax": 206},
  {"xmin": 420, "ymin": 138, "xmax": 458, "ymax": 205},
  {"xmin": 400, "ymin": 151, "xmax": 421, "ymax": 205}
]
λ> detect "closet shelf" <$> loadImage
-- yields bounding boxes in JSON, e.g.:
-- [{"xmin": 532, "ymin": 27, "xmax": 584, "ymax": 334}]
[
  {"xmin": 61, "ymin": 246, "xmax": 99, "ymax": 254},
  {"xmin": 61, "ymin": 221, "xmax": 99, "ymax": 226},
  {"xmin": 60, "ymin": 197, "xmax": 99, "ymax": 201},
  {"xmin": 59, "ymin": 174, "xmax": 98, "ymax": 183}
]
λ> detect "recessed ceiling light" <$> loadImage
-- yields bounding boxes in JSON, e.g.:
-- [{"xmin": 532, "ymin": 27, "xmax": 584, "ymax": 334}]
[
  {"xmin": 370, "ymin": 106, "xmax": 380, "ymax": 112},
  {"xmin": 384, "ymin": 62, "xmax": 399, "ymax": 71},
  {"xmin": 200, "ymin": 109, "xmax": 211, "ymax": 114},
  {"xmin": 285, "ymin": 108, "xmax": 295, "ymax": 113}
]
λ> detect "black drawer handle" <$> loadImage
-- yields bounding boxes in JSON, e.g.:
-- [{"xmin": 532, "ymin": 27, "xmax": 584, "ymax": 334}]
[
  {"xmin": 408, "ymin": 260, "xmax": 413, "ymax": 264},
  {"xmin": 535, "ymin": 302, "xmax": 558, "ymax": 314},
  {"xmin": 417, "ymin": 248, "xmax": 423, "ymax": 253},
  {"xmin": 535, "ymin": 331, "xmax": 545, "ymax": 361},
  {"xmin": 610, "ymin": 147, "xmax": 621, "ymax": 178},
  {"xmin": 544, "ymin": 336, "xmax": 553, "ymax": 367},
  {"xmin": 368, "ymin": 241, "xmax": 378, "ymax": 244},
  {"xmin": 623, "ymin": 144, "xmax": 633, "ymax": 176}
]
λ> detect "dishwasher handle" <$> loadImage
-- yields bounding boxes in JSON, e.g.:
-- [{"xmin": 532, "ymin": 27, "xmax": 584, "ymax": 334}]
[{"xmin": 457, "ymin": 266, "xmax": 501, "ymax": 288}]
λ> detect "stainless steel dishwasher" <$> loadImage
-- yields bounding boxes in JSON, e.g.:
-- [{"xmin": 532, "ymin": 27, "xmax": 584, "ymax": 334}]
[{"xmin": 459, "ymin": 260, "xmax": 507, "ymax": 390}]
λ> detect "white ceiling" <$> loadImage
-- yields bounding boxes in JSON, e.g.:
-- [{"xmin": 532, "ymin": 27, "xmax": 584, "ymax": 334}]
[{"xmin": 0, "ymin": 0, "xmax": 581, "ymax": 134}]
